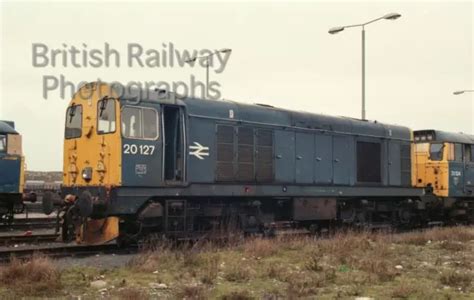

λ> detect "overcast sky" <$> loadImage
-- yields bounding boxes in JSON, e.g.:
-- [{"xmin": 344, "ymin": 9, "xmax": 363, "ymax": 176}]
[{"xmin": 0, "ymin": 1, "xmax": 473, "ymax": 171}]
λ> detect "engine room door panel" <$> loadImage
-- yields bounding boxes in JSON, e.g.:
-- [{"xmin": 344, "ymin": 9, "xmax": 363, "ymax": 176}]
[
  {"xmin": 274, "ymin": 130, "xmax": 295, "ymax": 183},
  {"xmin": 388, "ymin": 142, "xmax": 401, "ymax": 186},
  {"xmin": 295, "ymin": 132, "xmax": 314, "ymax": 184},
  {"xmin": 333, "ymin": 136, "xmax": 352, "ymax": 185},
  {"xmin": 314, "ymin": 134, "xmax": 333, "ymax": 184}
]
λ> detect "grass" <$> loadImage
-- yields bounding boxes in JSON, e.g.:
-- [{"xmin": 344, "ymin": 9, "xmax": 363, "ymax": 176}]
[
  {"xmin": 0, "ymin": 254, "xmax": 61, "ymax": 296},
  {"xmin": 390, "ymin": 281, "xmax": 417, "ymax": 299},
  {"xmin": 1, "ymin": 226, "xmax": 474, "ymax": 298},
  {"xmin": 440, "ymin": 270, "xmax": 472, "ymax": 290},
  {"xmin": 113, "ymin": 287, "xmax": 150, "ymax": 300}
]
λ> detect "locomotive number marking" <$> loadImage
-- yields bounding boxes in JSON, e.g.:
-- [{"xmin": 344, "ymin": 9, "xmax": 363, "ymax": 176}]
[
  {"xmin": 123, "ymin": 144, "xmax": 155, "ymax": 155},
  {"xmin": 451, "ymin": 170, "xmax": 461, "ymax": 177}
]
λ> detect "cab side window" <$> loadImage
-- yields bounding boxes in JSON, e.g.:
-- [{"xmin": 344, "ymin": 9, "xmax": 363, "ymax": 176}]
[
  {"xmin": 65, "ymin": 105, "xmax": 83, "ymax": 139},
  {"xmin": 454, "ymin": 143, "xmax": 463, "ymax": 162},
  {"xmin": 429, "ymin": 143, "xmax": 444, "ymax": 161},
  {"xmin": 97, "ymin": 99, "xmax": 116, "ymax": 134},
  {"xmin": 121, "ymin": 107, "xmax": 142, "ymax": 138},
  {"xmin": 121, "ymin": 106, "xmax": 159, "ymax": 140},
  {"xmin": 0, "ymin": 135, "xmax": 6, "ymax": 152},
  {"xmin": 143, "ymin": 108, "xmax": 159, "ymax": 139},
  {"xmin": 464, "ymin": 144, "xmax": 472, "ymax": 162},
  {"xmin": 466, "ymin": 144, "xmax": 474, "ymax": 162}
]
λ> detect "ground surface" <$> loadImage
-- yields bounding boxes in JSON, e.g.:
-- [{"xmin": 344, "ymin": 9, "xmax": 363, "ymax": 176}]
[{"xmin": 0, "ymin": 226, "xmax": 473, "ymax": 299}]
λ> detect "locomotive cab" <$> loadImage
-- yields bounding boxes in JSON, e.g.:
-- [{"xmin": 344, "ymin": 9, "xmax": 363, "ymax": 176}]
[{"xmin": 60, "ymin": 82, "xmax": 187, "ymax": 243}]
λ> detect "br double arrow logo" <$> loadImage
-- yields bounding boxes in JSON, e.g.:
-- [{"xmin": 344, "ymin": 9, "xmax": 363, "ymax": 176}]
[{"xmin": 189, "ymin": 142, "xmax": 210, "ymax": 160}]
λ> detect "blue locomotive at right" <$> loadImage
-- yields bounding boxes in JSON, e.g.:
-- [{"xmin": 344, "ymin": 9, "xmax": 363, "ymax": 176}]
[{"xmin": 0, "ymin": 120, "xmax": 26, "ymax": 223}]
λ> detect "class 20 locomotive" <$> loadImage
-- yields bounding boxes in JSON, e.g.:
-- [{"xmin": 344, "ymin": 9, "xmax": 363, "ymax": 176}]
[{"xmin": 0, "ymin": 120, "xmax": 26, "ymax": 223}]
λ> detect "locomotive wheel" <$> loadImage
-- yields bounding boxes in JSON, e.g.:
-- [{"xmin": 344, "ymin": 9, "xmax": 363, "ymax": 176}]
[
  {"xmin": 1, "ymin": 213, "xmax": 13, "ymax": 225},
  {"xmin": 308, "ymin": 223, "xmax": 319, "ymax": 235},
  {"xmin": 76, "ymin": 191, "xmax": 93, "ymax": 218},
  {"xmin": 62, "ymin": 207, "xmax": 76, "ymax": 242},
  {"xmin": 42, "ymin": 191, "xmax": 55, "ymax": 215},
  {"xmin": 116, "ymin": 234, "xmax": 133, "ymax": 248}
]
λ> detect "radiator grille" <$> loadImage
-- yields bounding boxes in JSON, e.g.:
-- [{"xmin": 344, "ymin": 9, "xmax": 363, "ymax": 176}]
[
  {"xmin": 237, "ymin": 127, "xmax": 255, "ymax": 181},
  {"xmin": 256, "ymin": 129, "xmax": 273, "ymax": 182},
  {"xmin": 400, "ymin": 144, "xmax": 411, "ymax": 186},
  {"xmin": 216, "ymin": 125, "xmax": 274, "ymax": 182},
  {"xmin": 216, "ymin": 125, "xmax": 235, "ymax": 181}
]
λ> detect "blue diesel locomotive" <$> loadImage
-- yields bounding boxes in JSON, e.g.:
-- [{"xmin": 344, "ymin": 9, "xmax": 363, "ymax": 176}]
[{"xmin": 51, "ymin": 82, "xmax": 433, "ymax": 244}]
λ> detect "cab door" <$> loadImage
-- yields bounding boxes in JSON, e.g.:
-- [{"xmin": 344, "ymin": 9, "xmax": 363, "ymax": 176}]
[
  {"xmin": 162, "ymin": 105, "xmax": 186, "ymax": 184},
  {"xmin": 463, "ymin": 144, "xmax": 474, "ymax": 195}
]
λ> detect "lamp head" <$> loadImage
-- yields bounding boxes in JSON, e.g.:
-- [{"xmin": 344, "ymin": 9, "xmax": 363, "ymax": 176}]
[
  {"xmin": 384, "ymin": 13, "xmax": 401, "ymax": 20},
  {"xmin": 185, "ymin": 57, "xmax": 197, "ymax": 63},
  {"xmin": 328, "ymin": 26, "xmax": 345, "ymax": 34}
]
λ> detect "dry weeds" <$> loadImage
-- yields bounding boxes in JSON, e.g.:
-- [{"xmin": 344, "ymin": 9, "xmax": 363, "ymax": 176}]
[
  {"xmin": 1, "ymin": 226, "xmax": 473, "ymax": 298},
  {"xmin": 197, "ymin": 253, "xmax": 220, "ymax": 285},
  {"xmin": 224, "ymin": 263, "xmax": 253, "ymax": 282},
  {"xmin": 242, "ymin": 238, "xmax": 278, "ymax": 258},
  {"xmin": 113, "ymin": 287, "xmax": 150, "ymax": 300},
  {"xmin": 390, "ymin": 281, "xmax": 416, "ymax": 299},
  {"xmin": 440, "ymin": 270, "xmax": 472, "ymax": 290},
  {"xmin": 0, "ymin": 254, "xmax": 61, "ymax": 296},
  {"xmin": 220, "ymin": 290, "xmax": 254, "ymax": 300},
  {"xmin": 177, "ymin": 284, "xmax": 208, "ymax": 299},
  {"xmin": 395, "ymin": 226, "xmax": 474, "ymax": 245},
  {"xmin": 125, "ymin": 226, "xmax": 474, "ymax": 298}
]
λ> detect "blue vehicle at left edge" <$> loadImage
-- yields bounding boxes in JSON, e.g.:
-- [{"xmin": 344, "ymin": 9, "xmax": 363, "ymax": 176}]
[{"xmin": 0, "ymin": 120, "xmax": 26, "ymax": 223}]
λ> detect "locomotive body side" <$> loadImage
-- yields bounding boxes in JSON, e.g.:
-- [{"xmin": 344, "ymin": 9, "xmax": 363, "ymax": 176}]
[
  {"xmin": 59, "ymin": 82, "xmax": 429, "ymax": 244},
  {"xmin": 115, "ymin": 97, "xmax": 419, "ymax": 199}
]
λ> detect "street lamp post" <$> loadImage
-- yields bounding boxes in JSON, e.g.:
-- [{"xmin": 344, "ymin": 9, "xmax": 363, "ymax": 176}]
[
  {"xmin": 329, "ymin": 13, "xmax": 401, "ymax": 120},
  {"xmin": 185, "ymin": 48, "xmax": 232, "ymax": 99},
  {"xmin": 453, "ymin": 90, "xmax": 474, "ymax": 95}
]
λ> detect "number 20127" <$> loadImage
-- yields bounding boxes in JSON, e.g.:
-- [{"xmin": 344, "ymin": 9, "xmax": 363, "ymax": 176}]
[{"xmin": 123, "ymin": 144, "xmax": 155, "ymax": 155}]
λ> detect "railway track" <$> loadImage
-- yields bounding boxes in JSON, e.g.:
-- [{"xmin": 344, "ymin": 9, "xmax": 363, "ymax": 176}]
[
  {"xmin": 23, "ymin": 202, "xmax": 46, "ymax": 214},
  {"xmin": 0, "ymin": 223, "xmax": 456, "ymax": 265},
  {"xmin": 0, "ymin": 217, "xmax": 57, "ymax": 231},
  {"xmin": 0, "ymin": 233, "xmax": 60, "ymax": 246},
  {"xmin": 0, "ymin": 243, "xmax": 137, "ymax": 263}
]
